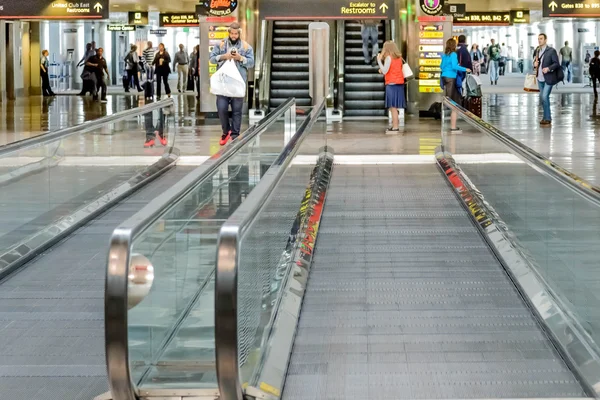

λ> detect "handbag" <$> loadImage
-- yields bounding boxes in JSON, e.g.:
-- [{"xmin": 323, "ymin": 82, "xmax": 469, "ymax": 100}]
[
  {"xmin": 524, "ymin": 74, "xmax": 539, "ymax": 92},
  {"xmin": 401, "ymin": 59, "xmax": 414, "ymax": 81}
]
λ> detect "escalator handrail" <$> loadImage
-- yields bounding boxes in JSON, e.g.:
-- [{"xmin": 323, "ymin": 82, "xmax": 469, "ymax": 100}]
[
  {"xmin": 214, "ymin": 99, "xmax": 326, "ymax": 400},
  {"xmin": 0, "ymin": 98, "xmax": 175, "ymax": 157},
  {"xmin": 443, "ymin": 97, "xmax": 600, "ymax": 207},
  {"xmin": 104, "ymin": 98, "xmax": 297, "ymax": 400}
]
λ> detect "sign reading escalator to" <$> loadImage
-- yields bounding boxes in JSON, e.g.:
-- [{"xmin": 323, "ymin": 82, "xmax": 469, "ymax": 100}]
[
  {"xmin": 0, "ymin": 0, "xmax": 109, "ymax": 19},
  {"xmin": 259, "ymin": 0, "xmax": 395, "ymax": 19}
]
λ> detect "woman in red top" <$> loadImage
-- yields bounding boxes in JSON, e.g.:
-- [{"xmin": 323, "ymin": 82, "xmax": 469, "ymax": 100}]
[{"xmin": 377, "ymin": 41, "xmax": 406, "ymax": 134}]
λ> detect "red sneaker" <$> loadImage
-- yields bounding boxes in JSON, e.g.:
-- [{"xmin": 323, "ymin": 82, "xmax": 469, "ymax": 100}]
[
  {"xmin": 144, "ymin": 139, "xmax": 155, "ymax": 148},
  {"xmin": 158, "ymin": 133, "xmax": 167, "ymax": 146},
  {"xmin": 219, "ymin": 130, "xmax": 232, "ymax": 146}
]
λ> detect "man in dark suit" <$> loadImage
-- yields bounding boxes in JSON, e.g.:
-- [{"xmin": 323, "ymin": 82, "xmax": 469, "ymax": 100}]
[{"xmin": 533, "ymin": 33, "xmax": 561, "ymax": 126}]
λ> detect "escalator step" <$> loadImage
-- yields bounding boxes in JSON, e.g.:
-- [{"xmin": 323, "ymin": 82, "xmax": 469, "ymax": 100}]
[
  {"xmin": 345, "ymin": 82, "xmax": 385, "ymax": 91},
  {"xmin": 273, "ymin": 54, "xmax": 309, "ymax": 62},
  {"xmin": 272, "ymin": 71, "xmax": 309, "ymax": 79},
  {"xmin": 273, "ymin": 29, "xmax": 309, "ymax": 37},
  {"xmin": 344, "ymin": 99, "xmax": 386, "ymax": 110},
  {"xmin": 272, "ymin": 63, "xmax": 309, "ymax": 71},
  {"xmin": 344, "ymin": 91, "xmax": 385, "ymax": 101},
  {"xmin": 273, "ymin": 21, "xmax": 312, "ymax": 29},
  {"xmin": 274, "ymin": 37, "xmax": 309, "ymax": 45},
  {"xmin": 271, "ymin": 80, "xmax": 309, "ymax": 90},
  {"xmin": 346, "ymin": 64, "xmax": 381, "ymax": 73},
  {"xmin": 270, "ymin": 98, "xmax": 312, "ymax": 107},
  {"xmin": 271, "ymin": 89, "xmax": 311, "ymax": 98},
  {"xmin": 345, "ymin": 73, "xmax": 384, "ymax": 83},
  {"xmin": 272, "ymin": 46, "xmax": 309, "ymax": 54},
  {"xmin": 346, "ymin": 39, "xmax": 384, "ymax": 46},
  {"xmin": 344, "ymin": 109, "xmax": 388, "ymax": 117}
]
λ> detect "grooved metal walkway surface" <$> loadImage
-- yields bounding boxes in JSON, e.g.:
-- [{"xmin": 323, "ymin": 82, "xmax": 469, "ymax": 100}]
[
  {"xmin": 0, "ymin": 166, "xmax": 193, "ymax": 400},
  {"xmin": 283, "ymin": 164, "xmax": 585, "ymax": 400}
]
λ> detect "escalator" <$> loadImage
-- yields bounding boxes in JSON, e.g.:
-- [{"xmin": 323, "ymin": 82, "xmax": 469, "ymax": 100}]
[
  {"xmin": 343, "ymin": 20, "xmax": 386, "ymax": 117},
  {"xmin": 269, "ymin": 21, "xmax": 312, "ymax": 110}
]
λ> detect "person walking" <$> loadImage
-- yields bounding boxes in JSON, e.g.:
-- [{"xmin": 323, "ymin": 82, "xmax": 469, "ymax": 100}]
[
  {"xmin": 377, "ymin": 41, "xmax": 406, "ymax": 134},
  {"xmin": 499, "ymin": 43, "xmax": 508, "ymax": 76},
  {"xmin": 77, "ymin": 43, "xmax": 96, "ymax": 96},
  {"xmin": 153, "ymin": 43, "xmax": 172, "ymax": 100},
  {"xmin": 190, "ymin": 45, "xmax": 200, "ymax": 99},
  {"xmin": 441, "ymin": 38, "xmax": 470, "ymax": 133},
  {"xmin": 40, "ymin": 50, "xmax": 55, "ymax": 97},
  {"xmin": 173, "ymin": 44, "xmax": 190, "ymax": 93},
  {"xmin": 560, "ymin": 41, "xmax": 573, "ymax": 83},
  {"xmin": 209, "ymin": 22, "xmax": 255, "ymax": 146},
  {"xmin": 143, "ymin": 41, "xmax": 155, "ymax": 72},
  {"xmin": 125, "ymin": 44, "xmax": 143, "ymax": 93},
  {"xmin": 456, "ymin": 35, "xmax": 472, "ymax": 97},
  {"xmin": 534, "ymin": 33, "xmax": 561, "ymax": 126},
  {"xmin": 488, "ymin": 39, "xmax": 501, "ymax": 85},
  {"xmin": 471, "ymin": 44, "xmax": 483, "ymax": 75},
  {"xmin": 360, "ymin": 20, "xmax": 380, "ymax": 65},
  {"xmin": 86, "ymin": 47, "xmax": 109, "ymax": 103},
  {"xmin": 590, "ymin": 50, "xmax": 600, "ymax": 97}
]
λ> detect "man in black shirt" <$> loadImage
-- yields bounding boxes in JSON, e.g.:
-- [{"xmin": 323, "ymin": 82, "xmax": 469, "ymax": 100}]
[{"xmin": 85, "ymin": 48, "xmax": 109, "ymax": 102}]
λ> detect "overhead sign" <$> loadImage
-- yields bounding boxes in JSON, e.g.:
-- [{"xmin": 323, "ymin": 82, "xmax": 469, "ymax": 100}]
[
  {"xmin": 196, "ymin": 0, "xmax": 238, "ymax": 17},
  {"xmin": 159, "ymin": 13, "xmax": 199, "ymax": 27},
  {"xmin": 421, "ymin": 0, "xmax": 444, "ymax": 15},
  {"xmin": 129, "ymin": 11, "xmax": 148, "ymax": 25},
  {"xmin": 442, "ymin": 2, "xmax": 464, "ymax": 17},
  {"xmin": 0, "ymin": 0, "xmax": 109, "ymax": 19},
  {"xmin": 107, "ymin": 24, "xmax": 136, "ymax": 31},
  {"xmin": 150, "ymin": 29, "xmax": 167, "ymax": 36},
  {"xmin": 510, "ymin": 9, "xmax": 530, "ymax": 23},
  {"xmin": 259, "ymin": 0, "xmax": 395, "ymax": 19},
  {"xmin": 544, "ymin": 0, "xmax": 600, "ymax": 17},
  {"xmin": 454, "ymin": 11, "xmax": 511, "ymax": 25}
]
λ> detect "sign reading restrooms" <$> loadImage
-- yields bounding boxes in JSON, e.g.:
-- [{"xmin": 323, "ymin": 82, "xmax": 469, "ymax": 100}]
[{"xmin": 259, "ymin": 0, "xmax": 395, "ymax": 19}]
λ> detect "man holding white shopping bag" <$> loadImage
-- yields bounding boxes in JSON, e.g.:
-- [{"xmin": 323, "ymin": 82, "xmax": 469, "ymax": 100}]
[{"xmin": 210, "ymin": 22, "xmax": 255, "ymax": 146}]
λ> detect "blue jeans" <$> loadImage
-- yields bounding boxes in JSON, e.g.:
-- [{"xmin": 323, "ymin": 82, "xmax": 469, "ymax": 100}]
[
  {"xmin": 217, "ymin": 95, "xmax": 244, "ymax": 136},
  {"xmin": 489, "ymin": 60, "xmax": 499, "ymax": 82},
  {"xmin": 361, "ymin": 26, "xmax": 379, "ymax": 63},
  {"xmin": 561, "ymin": 61, "xmax": 572, "ymax": 82},
  {"xmin": 538, "ymin": 80, "xmax": 554, "ymax": 121}
]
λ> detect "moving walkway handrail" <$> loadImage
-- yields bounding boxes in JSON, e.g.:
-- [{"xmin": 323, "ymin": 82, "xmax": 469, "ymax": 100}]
[
  {"xmin": 214, "ymin": 99, "xmax": 326, "ymax": 400},
  {"xmin": 0, "ymin": 98, "xmax": 174, "ymax": 157},
  {"xmin": 104, "ymin": 98, "xmax": 297, "ymax": 400},
  {"xmin": 442, "ymin": 97, "xmax": 600, "ymax": 207}
]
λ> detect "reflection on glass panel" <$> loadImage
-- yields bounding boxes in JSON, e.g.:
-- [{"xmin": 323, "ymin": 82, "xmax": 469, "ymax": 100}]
[
  {"xmin": 128, "ymin": 120, "xmax": 289, "ymax": 389},
  {"xmin": 446, "ymin": 112, "xmax": 600, "ymax": 352}
]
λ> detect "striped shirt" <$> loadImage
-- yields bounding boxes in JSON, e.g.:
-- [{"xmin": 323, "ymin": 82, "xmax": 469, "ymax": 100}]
[{"xmin": 142, "ymin": 48, "xmax": 155, "ymax": 66}]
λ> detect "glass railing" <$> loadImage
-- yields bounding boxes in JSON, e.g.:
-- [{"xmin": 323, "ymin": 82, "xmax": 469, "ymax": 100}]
[
  {"xmin": 440, "ymin": 98, "xmax": 600, "ymax": 396},
  {"xmin": 0, "ymin": 99, "xmax": 177, "ymax": 280},
  {"xmin": 214, "ymin": 100, "xmax": 328, "ymax": 400},
  {"xmin": 105, "ymin": 99, "xmax": 298, "ymax": 400}
]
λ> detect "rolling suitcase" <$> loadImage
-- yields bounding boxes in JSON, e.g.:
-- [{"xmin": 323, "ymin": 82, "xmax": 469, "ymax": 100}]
[{"xmin": 466, "ymin": 97, "xmax": 482, "ymax": 118}]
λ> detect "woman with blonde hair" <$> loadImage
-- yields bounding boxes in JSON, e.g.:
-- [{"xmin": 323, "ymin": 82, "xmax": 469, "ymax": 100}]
[{"xmin": 377, "ymin": 40, "xmax": 406, "ymax": 133}]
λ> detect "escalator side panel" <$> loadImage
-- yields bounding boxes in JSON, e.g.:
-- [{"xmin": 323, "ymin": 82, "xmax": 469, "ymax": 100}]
[{"xmin": 282, "ymin": 165, "xmax": 585, "ymax": 400}]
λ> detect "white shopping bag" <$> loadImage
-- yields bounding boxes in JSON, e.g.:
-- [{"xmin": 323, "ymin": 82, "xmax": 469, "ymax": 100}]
[
  {"xmin": 210, "ymin": 60, "xmax": 246, "ymax": 98},
  {"xmin": 523, "ymin": 74, "xmax": 540, "ymax": 92}
]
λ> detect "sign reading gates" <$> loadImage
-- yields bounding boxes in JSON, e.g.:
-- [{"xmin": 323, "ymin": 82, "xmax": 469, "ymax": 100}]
[
  {"xmin": 0, "ymin": 0, "xmax": 109, "ymax": 19},
  {"xmin": 128, "ymin": 11, "xmax": 148, "ymax": 25},
  {"xmin": 453, "ymin": 11, "xmax": 511, "ymax": 25},
  {"xmin": 259, "ymin": 0, "xmax": 395, "ymax": 19},
  {"xmin": 196, "ymin": 0, "xmax": 238, "ymax": 17},
  {"xmin": 107, "ymin": 24, "xmax": 135, "ymax": 31},
  {"xmin": 159, "ymin": 13, "xmax": 199, "ymax": 27},
  {"xmin": 543, "ymin": 0, "xmax": 600, "ymax": 17},
  {"xmin": 420, "ymin": 0, "xmax": 444, "ymax": 15}
]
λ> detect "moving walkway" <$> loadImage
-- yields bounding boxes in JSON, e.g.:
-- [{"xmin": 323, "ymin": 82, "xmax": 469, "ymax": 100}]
[{"xmin": 104, "ymin": 98, "xmax": 600, "ymax": 400}]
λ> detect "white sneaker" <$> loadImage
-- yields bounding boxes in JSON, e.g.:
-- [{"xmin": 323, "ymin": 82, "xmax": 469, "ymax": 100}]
[{"xmin": 450, "ymin": 128, "xmax": 462, "ymax": 134}]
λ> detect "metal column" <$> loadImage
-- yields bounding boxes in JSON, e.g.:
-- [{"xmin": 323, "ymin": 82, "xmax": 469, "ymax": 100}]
[{"xmin": 308, "ymin": 22, "xmax": 330, "ymax": 116}]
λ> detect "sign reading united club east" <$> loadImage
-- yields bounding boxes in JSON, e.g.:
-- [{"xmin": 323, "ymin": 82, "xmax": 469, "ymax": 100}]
[{"xmin": 0, "ymin": 0, "xmax": 109, "ymax": 18}]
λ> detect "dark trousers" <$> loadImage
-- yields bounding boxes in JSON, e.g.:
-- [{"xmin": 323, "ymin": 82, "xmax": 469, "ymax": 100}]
[
  {"xmin": 195, "ymin": 75, "xmax": 200, "ymax": 96},
  {"xmin": 41, "ymin": 70, "xmax": 53, "ymax": 96},
  {"xmin": 126, "ymin": 68, "xmax": 141, "ymax": 91},
  {"xmin": 217, "ymin": 95, "xmax": 244, "ymax": 136},
  {"xmin": 593, "ymin": 76, "xmax": 599, "ymax": 96},
  {"xmin": 144, "ymin": 110, "xmax": 165, "ymax": 139},
  {"xmin": 96, "ymin": 76, "xmax": 107, "ymax": 100},
  {"xmin": 156, "ymin": 72, "xmax": 170, "ymax": 97}
]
